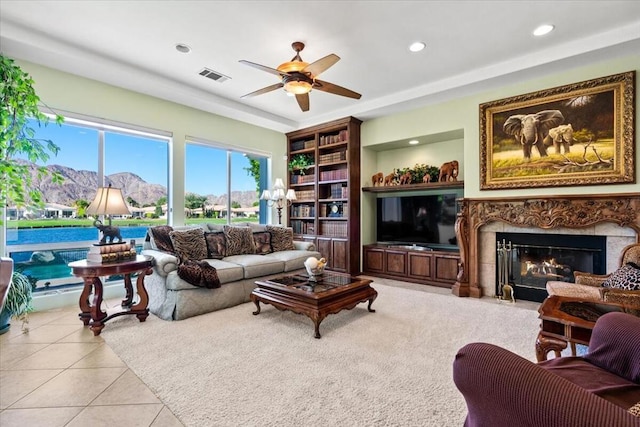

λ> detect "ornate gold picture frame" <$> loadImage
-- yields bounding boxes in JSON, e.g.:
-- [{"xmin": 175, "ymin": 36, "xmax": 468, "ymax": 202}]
[{"xmin": 480, "ymin": 71, "xmax": 635, "ymax": 190}]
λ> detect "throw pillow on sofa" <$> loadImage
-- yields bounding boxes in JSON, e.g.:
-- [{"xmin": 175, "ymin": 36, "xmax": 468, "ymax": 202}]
[
  {"xmin": 602, "ymin": 262, "xmax": 640, "ymax": 291},
  {"xmin": 169, "ymin": 228, "xmax": 208, "ymax": 262},
  {"xmin": 148, "ymin": 225, "xmax": 175, "ymax": 253},
  {"xmin": 223, "ymin": 225, "xmax": 256, "ymax": 256},
  {"xmin": 266, "ymin": 225, "xmax": 296, "ymax": 252},
  {"xmin": 253, "ymin": 231, "xmax": 272, "ymax": 255},
  {"xmin": 204, "ymin": 232, "xmax": 227, "ymax": 259}
]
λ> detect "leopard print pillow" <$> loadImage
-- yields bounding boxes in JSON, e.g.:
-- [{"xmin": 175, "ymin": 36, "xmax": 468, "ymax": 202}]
[
  {"xmin": 223, "ymin": 226, "xmax": 256, "ymax": 256},
  {"xmin": 602, "ymin": 262, "xmax": 640, "ymax": 291},
  {"xmin": 629, "ymin": 401, "xmax": 640, "ymax": 417}
]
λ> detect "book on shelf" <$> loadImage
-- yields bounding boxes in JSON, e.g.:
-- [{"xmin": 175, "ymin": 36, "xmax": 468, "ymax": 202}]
[{"xmin": 319, "ymin": 220, "xmax": 348, "ymax": 237}]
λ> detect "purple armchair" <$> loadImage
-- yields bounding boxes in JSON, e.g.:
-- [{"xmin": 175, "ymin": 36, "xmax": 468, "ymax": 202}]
[{"xmin": 453, "ymin": 312, "xmax": 640, "ymax": 427}]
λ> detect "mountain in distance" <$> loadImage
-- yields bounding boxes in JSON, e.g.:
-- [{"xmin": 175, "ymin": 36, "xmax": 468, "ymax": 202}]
[{"xmin": 25, "ymin": 162, "xmax": 258, "ymax": 208}]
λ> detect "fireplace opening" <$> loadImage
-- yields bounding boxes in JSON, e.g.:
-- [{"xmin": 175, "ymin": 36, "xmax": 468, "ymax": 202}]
[{"xmin": 496, "ymin": 232, "xmax": 607, "ymax": 302}]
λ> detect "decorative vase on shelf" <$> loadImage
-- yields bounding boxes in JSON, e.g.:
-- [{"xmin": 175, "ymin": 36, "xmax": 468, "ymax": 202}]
[{"xmin": 304, "ymin": 257, "xmax": 327, "ymax": 282}]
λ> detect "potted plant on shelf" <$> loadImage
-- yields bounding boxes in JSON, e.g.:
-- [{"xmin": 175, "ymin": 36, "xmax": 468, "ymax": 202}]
[
  {"xmin": 0, "ymin": 54, "xmax": 64, "ymax": 312},
  {"xmin": 288, "ymin": 154, "xmax": 314, "ymax": 175},
  {"xmin": 0, "ymin": 271, "xmax": 33, "ymax": 334}
]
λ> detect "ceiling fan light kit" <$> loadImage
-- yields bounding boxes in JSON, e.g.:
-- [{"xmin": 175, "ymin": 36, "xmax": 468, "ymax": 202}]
[{"xmin": 240, "ymin": 41, "xmax": 361, "ymax": 112}]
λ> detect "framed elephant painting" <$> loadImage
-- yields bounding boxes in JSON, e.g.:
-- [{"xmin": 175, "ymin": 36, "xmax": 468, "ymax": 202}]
[{"xmin": 480, "ymin": 71, "xmax": 635, "ymax": 190}]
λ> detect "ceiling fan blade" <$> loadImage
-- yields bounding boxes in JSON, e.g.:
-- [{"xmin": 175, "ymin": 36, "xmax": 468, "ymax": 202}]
[
  {"xmin": 313, "ymin": 79, "xmax": 361, "ymax": 99},
  {"xmin": 241, "ymin": 83, "xmax": 284, "ymax": 98},
  {"xmin": 295, "ymin": 93, "xmax": 310, "ymax": 112},
  {"xmin": 239, "ymin": 60, "xmax": 286, "ymax": 77},
  {"xmin": 302, "ymin": 54, "xmax": 340, "ymax": 77}
]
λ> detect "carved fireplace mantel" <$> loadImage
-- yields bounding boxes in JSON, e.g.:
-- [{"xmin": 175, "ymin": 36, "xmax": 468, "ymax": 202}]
[{"xmin": 452, "ymin": 193, "xmax": 640, "ymax": 298}]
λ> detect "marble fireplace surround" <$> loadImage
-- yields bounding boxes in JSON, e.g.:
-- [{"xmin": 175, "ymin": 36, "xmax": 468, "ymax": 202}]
[{"xmin": 451, "ymin": 193, "xmax": 640, "ymax": 298}]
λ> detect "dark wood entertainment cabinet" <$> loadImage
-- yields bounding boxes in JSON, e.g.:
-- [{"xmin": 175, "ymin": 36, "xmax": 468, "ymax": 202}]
[
  {"xmin": 361, "ymin": 181, "xmax": 463, "ymax": 287},
  {"xmin": 363, "ymin": 244, "xmax": 460, "ymax": 288}
]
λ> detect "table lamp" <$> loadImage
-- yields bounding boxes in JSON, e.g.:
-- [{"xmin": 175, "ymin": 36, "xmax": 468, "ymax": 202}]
[{"xmin": 86, "ymin": 184, "xmax": 130, "ymax": 244}]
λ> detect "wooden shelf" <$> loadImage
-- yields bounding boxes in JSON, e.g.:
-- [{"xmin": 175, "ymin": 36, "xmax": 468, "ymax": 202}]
[
  {"xmin": 287, "ymin": 116, "xmax": 361, "ymax": 274},
  {"xmin": 362, "ymin": 180, "xmax": 464, "ymax": 193}
]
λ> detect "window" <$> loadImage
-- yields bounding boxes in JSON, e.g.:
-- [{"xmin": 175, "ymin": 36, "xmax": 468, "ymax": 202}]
[
  {"xmin": 185, "ymin": 140, "xmax": 268, "ymax": 225},
  {"xmin": 5, "ymin": 114, "xmax": 170, "ymax": 293}
]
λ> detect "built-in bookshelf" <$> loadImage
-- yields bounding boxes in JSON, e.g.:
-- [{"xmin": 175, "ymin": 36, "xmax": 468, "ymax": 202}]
[{"xmin": 286, "ymin": 116, "xmax": 362, "ymax": 274}]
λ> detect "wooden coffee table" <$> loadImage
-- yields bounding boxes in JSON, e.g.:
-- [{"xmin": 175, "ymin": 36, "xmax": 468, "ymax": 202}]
[
  {"xmin": 535, "ymin": 295, "xmax": 634, "ymax": 361},
  {"xmin": 252, "ymin": 272, "xmax": 377, "ymax": 338}
]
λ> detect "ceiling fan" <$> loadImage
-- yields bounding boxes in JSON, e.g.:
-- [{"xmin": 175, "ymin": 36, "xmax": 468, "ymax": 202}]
[{"xmin": 239, "ymin": 41, "xmax": 361, "ymax": 112}]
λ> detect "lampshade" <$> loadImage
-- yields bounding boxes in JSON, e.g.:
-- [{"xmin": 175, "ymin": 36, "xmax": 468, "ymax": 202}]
[
  {"xmin": 284, "ymin": 80, "xmax": 312, "ymax": 95},
  {"xmin": 260, "ymin": 190, "xmax": 272, "ymax": 201},
  {"xmin": 271, "ymin": 188, "xmax": 285, "ymax": 201},
  {"xmin": 286, "ymin": 189, "xmax": 297, "ymax": 201},
  {"xmin": 86, "ymin": 185, "xmax": 130, "ymax": 216},
  {"xmin": 277, "ymin": 60, "xmax": 308, "ymax": 74},
  {"xmin": 273, "ymin": 178, "xmax": 285, "ymax": 190}
]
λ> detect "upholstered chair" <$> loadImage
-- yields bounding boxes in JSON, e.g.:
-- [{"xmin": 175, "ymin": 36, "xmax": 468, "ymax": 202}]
[
  {"xmin": 546, "ymin": 243, "xmax": 640, "ymax": 306},
  {"xmin": 453, "ymin": 311, "xmax": 640, "ymax": 427},
  {"xmin": 0, "ymin": 257, "xmax": 14, "ymax": 311}
]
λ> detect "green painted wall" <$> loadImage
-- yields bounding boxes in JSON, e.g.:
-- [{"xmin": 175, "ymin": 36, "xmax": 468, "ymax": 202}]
[
  {"xmin": 16, "ymin": 59, "xmax": 286, "ymax": 226},
  {"xmin": 360, "ymin": 54, "xmax": 640, "ymax": 245},
  {"xmin": 16, "ymin": 56, "xmax": 640, "ymax": 253}
]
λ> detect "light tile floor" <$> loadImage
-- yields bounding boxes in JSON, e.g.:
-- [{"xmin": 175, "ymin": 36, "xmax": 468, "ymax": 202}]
[{"xmin": 0, "ymin": 302, "xmax": 184, "ymax": 427}]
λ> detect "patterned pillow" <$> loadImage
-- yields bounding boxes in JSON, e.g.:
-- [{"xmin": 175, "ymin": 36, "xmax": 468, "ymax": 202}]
[
  {"xmin": 204, "ymin": 232, "xmax": 227, "ymax": 259},
  {"xmin": 149, "ymin": 225, "xmax": 175, "ymax": 253},
  {"xmin": 630, "ymin": 401, "xmax": 640, "ymax": 417},
  {"xmin": 266, "ymin": 225, "xmax": 296, "ymax": 252},
  {"xmin": 602, "ymin": 262, "xmax": 640, "ymax": 291},
  {"xmin": 253, "ymin": 232, "xmax": 272, "ymax": 255},
  {"xmin": 223, "ymin": 226, "xmax": 256, "ymax": 256},
  {"xmin": 169, "ymin": 228, "xmax": 208, "ymax": 262}
]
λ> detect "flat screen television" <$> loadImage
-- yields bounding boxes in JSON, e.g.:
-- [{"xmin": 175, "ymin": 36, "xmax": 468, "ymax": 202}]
[{"xmin": 376, "ymin": 191, "xmax": 461, "ymax": 250}]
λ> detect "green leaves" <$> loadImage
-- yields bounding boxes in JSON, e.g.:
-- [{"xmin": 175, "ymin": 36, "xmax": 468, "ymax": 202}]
[
  {"xmin": 4, "ymin": 271, "xmax": 34, "ymax": 333},
  {"xmin": 0, "ymin": 54, "xmax": 64, "ymax": 215},
  {"xmin": 288, "ymin": 154, "xmax": 314, "ymax": 175},
  {"xmin": 396, "ymin": 163, "xmax": 440, "ymax": 184}
]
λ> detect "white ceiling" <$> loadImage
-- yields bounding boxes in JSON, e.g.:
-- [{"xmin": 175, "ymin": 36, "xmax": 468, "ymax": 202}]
[{"xmin": 1, "ymin": 1, "xmax": 639, "ymax": 133}]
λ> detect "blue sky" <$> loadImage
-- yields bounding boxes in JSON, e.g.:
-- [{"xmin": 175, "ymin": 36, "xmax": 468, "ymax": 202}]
[{"xmin": 25, "ymin": 119, "xmax": 257, "ymax": 196}]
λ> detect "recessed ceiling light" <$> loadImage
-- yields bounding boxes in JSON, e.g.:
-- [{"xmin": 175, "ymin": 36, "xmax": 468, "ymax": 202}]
[
  {"xmin": 533, "ymin": 24, "xmax": 554, "ymax": 37},
  {"xmin": 409, "ymin": 140, "xmax": 419, "ymax": 145},
  {"xmin": 175, "ymin": 43, "xmax": 192, "ymax": 54},
  {"xmin": 408, "ymin": 42, "xmax": 426, "ymax": 52}
]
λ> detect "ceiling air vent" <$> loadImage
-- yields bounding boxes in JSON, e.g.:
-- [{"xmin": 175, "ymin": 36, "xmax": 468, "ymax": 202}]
[{"xmin": 198, "ymin": 68, "xmax": 230, "ymax": 83}]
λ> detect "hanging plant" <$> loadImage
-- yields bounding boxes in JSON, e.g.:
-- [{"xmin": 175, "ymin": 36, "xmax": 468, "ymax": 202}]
[{"xmin": 288, "ymin": 154, "xmax": 314, "ymax": 175}]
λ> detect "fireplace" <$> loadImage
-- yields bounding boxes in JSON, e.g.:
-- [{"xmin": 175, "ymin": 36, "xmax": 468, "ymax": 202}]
[
  {"xmin": 495, "ymin": 232, "xmax": 606, "ymax": 302},
  {"xmin": 451, "ymin": 194, "xmax": 640, "ymax": 299}
]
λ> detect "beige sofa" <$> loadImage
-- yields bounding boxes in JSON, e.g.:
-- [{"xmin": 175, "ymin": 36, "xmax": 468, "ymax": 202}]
[{"xmin": 141, "ymin": 223, "xmax": 321, "ymax": 320}]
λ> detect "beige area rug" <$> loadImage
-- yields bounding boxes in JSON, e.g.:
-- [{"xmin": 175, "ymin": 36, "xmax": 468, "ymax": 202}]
[{"xmin": 101, "ymin": 282, "xmax": 540, "ymax": 427}]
